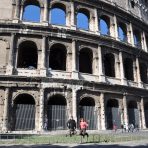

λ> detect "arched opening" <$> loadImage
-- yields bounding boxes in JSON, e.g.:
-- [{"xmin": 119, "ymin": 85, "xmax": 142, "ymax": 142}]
[
  {"xmin": 50, "ymin": 3, "xmax": 66, "ymax": 25},
  {"xmin": 123, "ymin": 58, "xmax": 134, "ymax": 81},
  {"xmin": 144, "ymin": 102, "xmax": 148, "ymax": 128},
  {"xmin": 106, "ymin": 99, "xmax": 121, "ymax": 129},
  {"xmin": 12, "ymin": 94, "xmax": 35, "ymax": 131},
  {"xmin": 77, "ymin": 9, "xmax": 89, "ymax": 30},
  {"xmin": 104, "ymin": 53, "xmax": 115, "ymax": 77},
  {"xmin": 133, "ymin": 29, "xmax": 141, "ymax": 48},
  {"xmin": 128, "ymin": 101, "xmax": 139, "ymax": 127},
  {"xmin": 146, "ymin": 35, "xmax": 148, "ymax": 50},
  {"xmin": 79, "ymin": 97, "xmax": 97, "ymax": 130},
  {"xmin": 23, "ymin": 0, "xmax": 40, "ymax": 22},
  {"xmin": 47, "ymin": 95, "xmax": 67, "ymax": 130},
  {"xmin": 49, "ymin": 44, "xmax": 67, "ymax": 71},
  {"xmin": 100, "ymin": 15, "xmax": 110, "ymax": 35},
  {"xmin": 79, "ymin": 48, "xmax": 93, "ymax": 74},
  {"xmin": 118, "ymin": 22, "xmax": 127, "ymax": 42},
  {"xmin": 140, "ymin": 63, "xmax": 147, "ymax": 83},
  {"xmin": 17, "ymin": 41, "xmax": 38, "ymax": 69}
]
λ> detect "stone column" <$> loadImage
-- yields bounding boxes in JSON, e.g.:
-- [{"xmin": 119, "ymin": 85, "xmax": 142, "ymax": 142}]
[
  {"xmin": 38, "ymin": 88, "xmax": 44, "ymax": 131},
  {"xmin": 129, "ymin": 23, "xmax": 134, "ymax": 46},
  {"xmin": 13, "ymin": 0, "xmax": 20, "ymax": 22},
  {"xmin": 119, "ymin": 51, "xmax": 127, "ymax": 85},
  {"xmin": 2, "ymin": 88, "xmax": 9, "ymax": 132},
  {"xmin": 100, "ymin": 93, "xmax": 106, "ymax": 130},
  {"xmin": 142, "ymin": 32, "xmax": 148, "ymax": 52},
  {"xmin": 98, "ymin": 45, "xmax": 105, "ymax": 82},
  {"xmin": 94, "ymin": 8, "xmax": 99, "ymax": 34},
  {"xmin": 43, "ymin": 0, "xmax": 49, "ymax": 24},
  {"xmin": 72, "ymin": 88, "xmax": 77, "ymax": 122},
  {"xmin": 70, "ymin": 1, "xmax": 76, "ymax": 30},
  {"xmin": 141, "ymin": 97, "xmax": 146, "ymax": 129},
  {"xmin": 113, "ymin": 15, "xmax": 118, "ymax": 40},
  {"xmin": 136, "ymin": 57, "xmax": 142, "ymax": 88},
  {"xmin": 123, "ymin": 94, "xmax": 128, "ymax": 127},
  {"xmin": 40, "ymin": 36, "xmax": 47, "ymax": 76},
  {"xmin": 6, "ymin": 34, "xmax": 15, "ymax": 75},
  {"xmin": 72, "ymin": 40, "xmax": 79, "ymax": 79}
]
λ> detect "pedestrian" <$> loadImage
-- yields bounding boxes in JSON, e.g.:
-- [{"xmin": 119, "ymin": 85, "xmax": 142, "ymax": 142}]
[
  {"xmin": 121, "ymin": 124, "xmax": 123, "ymax": 133},
  {"xmin": 79, "ymin": 118, "xmax": 89, "ymax": 138},
  {"xmin": 113, "ymin": 123, "xmax": 117, "ymax": 132},
  {"xmin": 66, "ymin": 116, "xmax": 76, "ymax": 137}
]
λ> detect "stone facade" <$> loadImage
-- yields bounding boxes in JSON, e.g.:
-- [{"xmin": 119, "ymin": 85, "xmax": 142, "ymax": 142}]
[{"xmin": 0, "ymin": 0, "xmax": 148, "ymax": 132}]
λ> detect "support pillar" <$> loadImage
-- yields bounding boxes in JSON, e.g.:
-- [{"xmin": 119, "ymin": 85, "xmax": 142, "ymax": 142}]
[
  {"xmin": 2, "ymin": 88, "xmax": 9, "ymax": 132},
  {"xmin": 70, "ymin": 1, "xmax": 76, "ymax": 30},
  {"xmin": 6, "ymin": 34, "xmax": 15, "ymax": 75},
  {"xmin": 38, "ymin": 88, "xmax": 44, "ymax": 131},
  {"xmin": 129, "ymin": 23, "xmax": 134, "ymax": 46},
  {"xmin": 43, "ymin": 0, "xmax": 49, "ymax": 25},
  {"xmin": 123, "ymin": 94, "xmax": 128, "ymax": 128},
  {"xmin": 100, "ymin": 93, "xmax": 106, "ymax": 130},
  {"xmin": 13, "ymin": 0, "xmax": 20, "ymax": 23},
  {"xmin": 72, "ymin": 88, "xmax": 77, "ymax": 122},
  {"xmin": 141, "ymin": 97, "xmax": 146, "ymax": 129}
]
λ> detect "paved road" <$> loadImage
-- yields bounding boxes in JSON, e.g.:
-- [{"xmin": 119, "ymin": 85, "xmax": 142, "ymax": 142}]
[{"xmin": 0, "ymin": 140, "xmax": 148, "ymax": 148}]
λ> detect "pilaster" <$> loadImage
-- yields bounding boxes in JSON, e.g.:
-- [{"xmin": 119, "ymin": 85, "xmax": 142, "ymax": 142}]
[
  {"xmin": 123, "ymin": 93, "xmax": 128, "ymax": 127},
  {"xmin": 141, "ymin": 97, "xmax": 146, "ymax": 129}
]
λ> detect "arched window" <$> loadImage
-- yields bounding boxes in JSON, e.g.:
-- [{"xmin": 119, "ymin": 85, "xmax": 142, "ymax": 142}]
[
  {"xmin": 17, "ymin": 41, "xmax": 38, "ymax": 69},
  {"xmin": 118, "ymin": 23, "xmax": 127, "ymax": 42},
  {"xmin": 133, "ymin": 29, "xmax": 141, "ymax": 48},
  {"xmin": 49, "ymin": 44, "xmax": 67, "ymax": 71},
  {"xmin": 77, "ymin": 9, "xmax": 89, "ymax": 30},
  {"xmin": 23, "ymin": 1, "xmax": 40, "ymax": 22},
  {"xmin": 50, "ymin": 4, "xmax": 66, "ymax": 25},
  {"xmin": 104, "ymin": 53, "xmax": 115, "ymax": 77},
  {"xmin": 139, "ymin": 63, "xmax": 147, "ymax": 83},
  {"xmin": 123, "ymin": 58, "xmax": 134, "ymax": 81},
  {"xmin": 100, "ymin": 15, "xmax": 110, "ymax": 35},
  {"xmin": 79, "ymin": 48, "xmax": 93, "ymax": 74}
]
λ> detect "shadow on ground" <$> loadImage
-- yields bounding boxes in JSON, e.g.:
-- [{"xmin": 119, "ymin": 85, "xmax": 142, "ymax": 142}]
[{"xmin": 0, "ymin": 144, "xmax": 148, "ymax": 148}]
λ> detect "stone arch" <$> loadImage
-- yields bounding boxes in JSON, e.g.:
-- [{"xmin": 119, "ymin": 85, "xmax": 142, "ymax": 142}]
[
  {"xmin": 11, "ymin": 93, "xmax": 36, "ymax": 131},
  {"xmin": 106, "ymin": 99, "xmax": 121, "ymax": 129},
  {"xmin": 100, "ymin": 15, "xmax": 110, "ymax": 35},
  {"xmin": 118, "ymin": 22, "xmax": 127, "ymax": 42},
  {"xmin": 79, "ymin": 48, "xmax": 93, "ymax": 74},
  {"xmin": 133, "ymin": 29, "xmax": 141, "ymax": 48},
  {"xmin": 46, "ymin": 94, "xmax": 67, "ymax": 130},
  {"xmin": 21, "ymin": 0, "xmax": 43, "ymax": 7},
  {"xmin": 49, "ymin": 43, "xmax": 67, "ymax": 71}
]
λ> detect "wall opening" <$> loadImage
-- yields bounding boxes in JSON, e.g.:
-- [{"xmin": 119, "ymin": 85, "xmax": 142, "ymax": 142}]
[
  {"xmin": 100, "ymin": 15, "xmax": 110, "ymax": 35},
  {"xmin": 133, "ymin": 29, "xmax": 141, "ymax": 48},
  {"xmin": 104, "ymin": 53, "xmax": 115, "ymax": 77},
  {"xmin": 123, "ymin": 58, "xmax": 134, "ymax": 81},
  {"xmin": 118, "ymin": 22, "xmax": 127, "ymax": 42},
  {"xmin": 144, "ymin": 102, "xmax": 148, "ymax": 128},
  {"xmin": 79, "ymin": 48, "xmax": 93, "ymax": 74},
  {"xmin": 17, "ymin": 41, "xmax": 38, "ymax": 69},
  {"xmin": 12, "ymin": 94, "xmax": 35, "ymax": 131},
  {"xmin": 77, "ymin": 9, "xmax": 89, "ymax": 30},
  {"xmin": 139, "ymin": 63, "xmax": 147, "ymax": 83},
  {"xmin": 49, "ymin": 44, "xmax": 66, "ymax": 71}
]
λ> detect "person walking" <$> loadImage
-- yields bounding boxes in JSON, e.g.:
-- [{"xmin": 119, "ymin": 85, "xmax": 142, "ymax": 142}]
[
  {"xmin": 66, "ymin": 116, "xmax": 76, "ymax": 137},
  {"xmin": 79, "ymin": 118, "xmax": 89, "ymax": 138}
]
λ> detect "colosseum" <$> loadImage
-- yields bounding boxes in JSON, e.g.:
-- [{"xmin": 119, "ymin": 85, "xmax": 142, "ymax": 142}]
[{"xmin": 0, "ymin": 0, "xmax": 148, "ymax": 133}]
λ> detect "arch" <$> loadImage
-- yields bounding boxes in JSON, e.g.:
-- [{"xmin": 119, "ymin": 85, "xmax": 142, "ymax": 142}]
[
  {"xmin": 22, "ymin": 0, "xmax": 41, "ymax": 22},
  {"xmin": 100, "ymin": 15, "xmax": 110, "ymax": 35},
  {"xmin": 123, "ymin": 58, "xmax": 134, "ymax": 81},
  {"xmin": 77, "ymin": 8, "xmax": 90, "ymax": 30},
  {"xmin": 104, "ymin": 53, "xmax": 115, "ymax": 77},
  {"xmin": 49, "ymin": 43, "xmax": 67, "ymax": 71},
  {"xmin": 118, "ymin": 22, "xmax": 127, "ymax": 42},
  {"xmin": 79, "ymin": 48, "xmax": 93, "ymax": 74},
  {"xmin": 50, "ymin": 3, "xmax": 66, "ymax": 25},
  {"xmin": 139, "ymin": 62, "xmax": 147, "ymax": 83},
  {"xmin": 79, "ymin": 97, "xmax": 97, "ymax": 130},
  {"xmin": 128, "ymin": 101, "xmax": 139, "ymax": 127},
  {"xmin": 133, "ymin": 29, "xmax": 141, "ymax": 48},
  {"xmin": 12, "ymin": 94, "xmax": 35, "ymax": 131},
  {"xmin": 106, "ymin": 99, "xmax": 121, "ymax": 129},
  {"xmin": 47, "ymin": 94, "xmax": 67, "ymax": 130},
  {"xmin": 17, "ymin": 40, "xmax": 38, "ymax": 69},
  {"xmin": 144, "ymin": 102, "xmax": 148, "ymax": 128}
]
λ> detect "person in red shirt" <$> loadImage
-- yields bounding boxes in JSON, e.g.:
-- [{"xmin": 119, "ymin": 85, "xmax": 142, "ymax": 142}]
[{"xmin": 79, "ymin": 118, "xmax": 89, "ymax": 138}]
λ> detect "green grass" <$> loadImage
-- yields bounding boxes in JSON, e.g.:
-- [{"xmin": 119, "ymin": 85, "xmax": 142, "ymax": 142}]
[{"xmin": 0, "ymin": 134, "xmax": 147, "ymax": 145}]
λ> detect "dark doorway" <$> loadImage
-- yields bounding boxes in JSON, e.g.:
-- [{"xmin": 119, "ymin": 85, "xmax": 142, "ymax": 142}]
[
  {"xmin": 47, "ymin": 95, "xmax": 67, "ymax": 130},
  {"xmin": 144, "ymin": 102, "xmax": 148, "ymax": 128}
]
